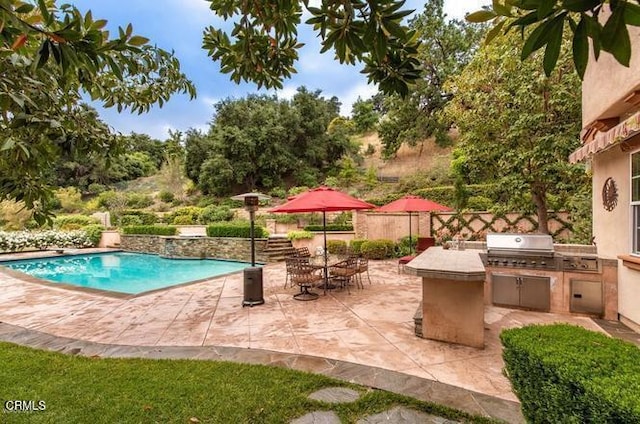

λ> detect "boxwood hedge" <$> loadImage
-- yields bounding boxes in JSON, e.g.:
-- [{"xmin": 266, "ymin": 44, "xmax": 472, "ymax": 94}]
[
  {"xmin": 206, "ymin": 223, "xmax": 268, "ymax": 238},
  {"xmin": 501, "ymin": 324, "xmax": 640, "ymax": 423},
  {"xmin": 348, "ymin": 239, "xmax": 366, "ymax": 255},
  {"xmin": 326, "ymin": 240, "xmax": 347, "ymax": 255},
  {"xmin": 303, "ymin": 224, "xmax": 353, "ymax": 232},
  {"xmin": 121, "ymin": 226, "xmax": 177, "ymax": 236},
  {"xmin": 360, "ymin": 239, "xmax": 395, "ymax": 259}
]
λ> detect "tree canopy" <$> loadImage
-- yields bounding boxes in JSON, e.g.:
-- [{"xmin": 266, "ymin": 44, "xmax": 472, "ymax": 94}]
[
  {"xmin": 185, "ymin": 88, "xmax": 355, "ymax": 196},
  {"xmin": 203, "ymin": 0, "xmax": 421, "ymax": 96},
  {"xmin": 444, "ymin": 31, "xmax": 589, "ymax": 234},
  {"xmin": 377, "ymin": 0, "xmax": 485, "ymax": 158},
  {"xmin": 0, "ymin": 1, "xmax": 196, "ymax": 223},
  {"xmin": 469, "ymin": 0, "xmax": 640, "ymax": 78}
]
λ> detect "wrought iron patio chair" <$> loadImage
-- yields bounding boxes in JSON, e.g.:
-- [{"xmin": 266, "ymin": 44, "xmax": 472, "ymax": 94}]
[
  {"xmin": 286, "ymin": 257, "xmax": 322, "ymax": 301},
  {"xmin": 353, "ymin": 255, "xmax": 371, "ymax": 286},
  {"xmin": 329, "ymin": 257, "xmax": 358, "ymax": 293}
]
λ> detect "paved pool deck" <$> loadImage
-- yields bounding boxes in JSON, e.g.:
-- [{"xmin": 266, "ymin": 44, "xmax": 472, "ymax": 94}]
[{"xmin": 0, "ymin": 248, "xmax": 619, "ymax": 423}]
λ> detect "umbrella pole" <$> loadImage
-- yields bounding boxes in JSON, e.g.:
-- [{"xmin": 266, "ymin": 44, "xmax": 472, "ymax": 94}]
[
  {"xmin": 323, "ymin": 211, "xmax": 328, "ymax": 295},
  {"xmin": 408, "ymin": 211, "xmax": 412, "ymax": 255}
]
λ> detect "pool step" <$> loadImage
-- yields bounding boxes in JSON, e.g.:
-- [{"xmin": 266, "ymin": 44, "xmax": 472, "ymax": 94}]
[{"xmin": 264, "ymin": 236, "xmax": 294, "ymax": 262}]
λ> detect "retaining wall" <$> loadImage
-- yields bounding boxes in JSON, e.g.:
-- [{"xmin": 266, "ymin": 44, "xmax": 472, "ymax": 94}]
[{"xmin": 120, "ymin": 235, "xmax": 268, "ymax": 262}]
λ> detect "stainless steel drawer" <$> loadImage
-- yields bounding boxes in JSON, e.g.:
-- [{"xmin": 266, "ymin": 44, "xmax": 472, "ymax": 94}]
[{"xmin": 570, "ymin": 279, "xmax": 603, "ymax": 315}]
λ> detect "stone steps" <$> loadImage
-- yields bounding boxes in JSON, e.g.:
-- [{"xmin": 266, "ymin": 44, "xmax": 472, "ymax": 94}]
[{"xmin": 264, "ymin": 236, "xmax": 294, "ymax": 262}]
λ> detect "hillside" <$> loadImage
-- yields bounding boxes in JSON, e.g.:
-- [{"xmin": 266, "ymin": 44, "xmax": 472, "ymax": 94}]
[
  {"xmin": 359, "ymin": 133, "xmax": 453, "ymax": 180},
  {"xmin": 111, "ymin": 133, "xmax": 454, "ymax": 204}
]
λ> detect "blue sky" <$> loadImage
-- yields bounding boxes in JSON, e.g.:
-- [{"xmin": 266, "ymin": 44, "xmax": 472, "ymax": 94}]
[{"xmin": 71, "ymin": 1, "xmax": 488, "ymax": 140}]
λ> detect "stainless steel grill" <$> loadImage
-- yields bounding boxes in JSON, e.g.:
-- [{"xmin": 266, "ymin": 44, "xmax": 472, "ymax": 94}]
[{"xmin": 482, "ymin": 233, "xmax": 560, "ymax": 270}]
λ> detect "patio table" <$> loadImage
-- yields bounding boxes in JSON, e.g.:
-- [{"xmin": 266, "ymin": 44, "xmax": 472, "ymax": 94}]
[{"xmin": 307, "ymin": 255, "xmax": 346, "ymax": 292}]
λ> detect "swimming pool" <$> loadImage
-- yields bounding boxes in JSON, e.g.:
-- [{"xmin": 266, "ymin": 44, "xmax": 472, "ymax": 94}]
[{"xmin": 0, "ymin": 252, "xmax": 250, "ymax": 295}]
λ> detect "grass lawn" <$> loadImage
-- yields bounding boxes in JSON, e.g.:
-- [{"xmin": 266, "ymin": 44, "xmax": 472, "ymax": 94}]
[{"xmin": 0, "ymin": 342, "xmax": 499, "ymax": 423}]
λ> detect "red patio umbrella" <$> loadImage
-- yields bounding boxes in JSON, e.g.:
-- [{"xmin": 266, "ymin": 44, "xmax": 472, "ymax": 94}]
[
  {"xmin": 270, "ymin": 186, "xmax": 375, "ymax": 287},
  {"xmin": 377, "ymin": 195, "xmax": 452, "ymax": 253}
]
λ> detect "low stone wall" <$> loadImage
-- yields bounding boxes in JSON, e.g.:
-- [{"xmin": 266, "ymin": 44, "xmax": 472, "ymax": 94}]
[
  {"xmin": 120, "ymin": 235, "xmax": 164, "ymax": 255},
  {"xmin": 120, "ymin": 235, "xmax": 268, "ymax": 262}
]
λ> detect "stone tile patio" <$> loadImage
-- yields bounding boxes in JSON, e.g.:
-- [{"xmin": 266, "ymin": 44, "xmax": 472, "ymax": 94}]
[{"xmin": 0, "ymin": 249, "xmax": 611, "ymax": 422}]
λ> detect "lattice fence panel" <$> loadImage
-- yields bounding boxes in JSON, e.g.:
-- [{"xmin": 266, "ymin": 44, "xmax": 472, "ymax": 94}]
[{"xmin": 430, "ymin": 211, "xmax": 573, "ymax": 244}]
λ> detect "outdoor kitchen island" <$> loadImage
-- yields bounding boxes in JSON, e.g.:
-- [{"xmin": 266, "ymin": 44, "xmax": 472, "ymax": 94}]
[{"xmin": 405, "ymin": 247, "xmax": 486, "ymax": 349}]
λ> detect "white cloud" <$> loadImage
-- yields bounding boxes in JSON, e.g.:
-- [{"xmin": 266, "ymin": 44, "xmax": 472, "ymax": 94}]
[
  {"xmin": 272, "ymin": 85, "xmax": 299, "ymax": 100},
  {"xmin": 330, "ymin": 82, "xmax": 378, "ymax": 117},
  {"xmin": 444, "ymin": 1, "xmax": 489, "ymax": 19},
  {"xmin": 200, "ymin": 96, "xmax": 219, "ymax": 108}
]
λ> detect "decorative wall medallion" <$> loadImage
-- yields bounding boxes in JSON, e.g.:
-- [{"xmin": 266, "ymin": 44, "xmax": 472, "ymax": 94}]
[{"xmin": 602, "ymin": 177, "xmax": 618, "ymax": 211}]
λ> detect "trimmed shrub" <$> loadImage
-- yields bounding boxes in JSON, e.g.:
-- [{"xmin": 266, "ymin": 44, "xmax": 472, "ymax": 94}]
[
  {"xmin": 173, "ymin": 215, "xmax": 195, "ymax": 225},
  {"xmin": 501, "ymin": 324, "xmax": 640, "ymax": 423},
  {"xmin": 326, "ymin": 239, "xmax": 347, "ymax": 255},
  {"xmin": 158, "ymin": 190, "xmax": 175, "ymax": 203},
  {"xmin": 87, "ymin": 183, "xmax": 108, "ymax": 194},
  {"xmin": 53, "ymin": 215, "xmax": 100, "ymax": 230},
  {"xmin": 304, "ymin": 224, "xmax": 353, "ymax": 232},
  {"xmin": 360, "ymin": 239, "xmax": 395, "ymax": 259},
  {"xmin": 83, "ymin": 224, "xmax": 105, "ymax": 246},
  {"xmin": 286, "ymin": 230, "xmax": 313, "ymax": 240},
  {"xmin": 119, "ymin": 215, "xmax": 143, "ymax": 226},
  {"xmin": 395, "ymin": 236, "xmax": 416, "ymax": 257},
  {"xmin": 349, "ymin": 239, "xmax": 366, "ymax": 255},
  {"xmin": 164, "ymin": 206, "xmax": 203, "ymax": 225},
  {"xmin": 117, "ymin": 210, "xmax": 158, "ymax": 225},
  {"xmin": 125, "ymin": 193, "xmax": 154, "ymax": 209},
  {"xmin": 121, "ymin": 226, "xmax": 177, "ymax": 236},
  {"xmin": 199, "ymin": 205, "xmax": 234, "ymax": 224},
  {"xmin": 206, "ymin": 222, "xmax": 268, "ymax": 238},
  {"xmin": 268, "ymin": 187, "xmax": 287, "ymax": 199}
]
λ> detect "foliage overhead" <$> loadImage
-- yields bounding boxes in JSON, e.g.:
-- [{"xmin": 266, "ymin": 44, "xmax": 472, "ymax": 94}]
[
  {"xmin": 377, "ymin": 0, "xmax": 485, "ymax": 158},
  {"xmin": 444, "ymin": 31, "xmax": 589, "ymax": 234},
  {"xmin": 0, "ymin": 1, "xmax": 196, "ymax": 223},
  {"xmin": 202, "ymin": 0, "xmax": 421, "ymax": 96},
  {"xmin": 469, "ymin": 0, "xmax": 640, "ymax": 78}
]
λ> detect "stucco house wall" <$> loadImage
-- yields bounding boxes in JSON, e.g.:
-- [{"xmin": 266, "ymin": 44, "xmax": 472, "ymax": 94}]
[
  {"xmin": 581, "ymin": 16, "xmax": 640, "ymax": 330},
  {"xmin": 582, "ymin": 15, "xmax": 640, "ymax": 127}
]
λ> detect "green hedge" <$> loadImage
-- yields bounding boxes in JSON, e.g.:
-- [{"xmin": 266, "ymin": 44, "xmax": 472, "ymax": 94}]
[
  {"xmin": 326, "ymin": 240, "xmax": 347, "ymax": 255},
  {"xmin": 121, "ymin": 225, "xmax": 177, "ymax": 236},
  {"xmin": 118, "ymin": 210, "xmax": 158, "ymax": 225},
  {"xmin": 348, "ymin": 239, "xmax": 366, "ymax": 255},
  {"xmin": 286, "ymin": 230, "xmax": 313, "ymax": 240},
  {"xmin": 360, "ymin": 239, "xmax": 395, "ymax": 259},
  {"xmin": 83, "ymin": 224, "xmax": 105, "ymax": 246},
  {"xmin": 304, "ymin": 224, "xmax": 353, "ymax": 232},
  {"xmin": 501, "ymin": 324, "xmax": 640, "ymax": 423},
  {"xmin": 53, "ymin": 214, "xmax": 100, "ymax": 230},
  {"xmin": 206, "ymin": 223, "xmax": 268, "ymax": 238}
]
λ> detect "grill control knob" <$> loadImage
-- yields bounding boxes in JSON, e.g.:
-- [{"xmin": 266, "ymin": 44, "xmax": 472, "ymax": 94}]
[
  {"xmin": 531, "ymin": 261, "xmax": 536, "ymax": 265},
  {"xmin": 540, "ymin": 261, "xmax": 546, "ymax": 266}
]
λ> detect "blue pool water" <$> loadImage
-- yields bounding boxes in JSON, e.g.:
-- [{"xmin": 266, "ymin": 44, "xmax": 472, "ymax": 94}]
[{"xmin": 1, "ymin": 252, "xmax": 249, "ymax": 294}]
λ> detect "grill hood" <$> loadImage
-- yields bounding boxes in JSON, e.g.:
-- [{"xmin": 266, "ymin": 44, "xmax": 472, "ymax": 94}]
[{"xmin": 486, "ymin": 233, "xmax": 554, "ymax": 256}]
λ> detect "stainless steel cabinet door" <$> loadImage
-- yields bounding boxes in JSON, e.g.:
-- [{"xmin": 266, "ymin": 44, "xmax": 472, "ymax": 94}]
[
  {"xmin": 519, "ymin": 276, "xmax": 550, "ymax": 311},
  {"xmin": 492, "ymin": 274, "xmax": 520, "ymax": 307}
]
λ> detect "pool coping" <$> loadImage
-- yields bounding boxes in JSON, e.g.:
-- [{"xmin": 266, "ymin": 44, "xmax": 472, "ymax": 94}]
[{"xmin": 0, "ymin": 250, "xmax": 256, "ymax": 299}]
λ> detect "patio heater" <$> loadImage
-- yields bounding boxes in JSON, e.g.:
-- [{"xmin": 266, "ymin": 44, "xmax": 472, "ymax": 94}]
[{"xmin": 231, "ymin": 192, "xmax": 270, "ymax": 307}]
